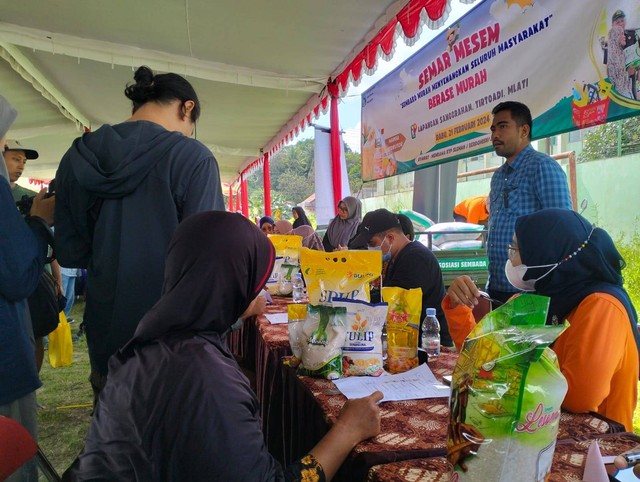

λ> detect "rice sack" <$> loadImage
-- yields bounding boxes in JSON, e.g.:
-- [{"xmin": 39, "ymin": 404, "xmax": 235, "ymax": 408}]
[
  {"xmin": 287, "ymin": 303, "xmax": 307, "ymax": 368},
  {"xmin": 300, "ymin": 248, "xmax": 381, "ymax": 304},
  {"xmin": 298, "ymin": 304, "xmax": 347, "ymax": 380},
  {"xmin": 381, "ymin": 286, "xmax": 422, "ymax": 374},
  {"xmin": 332, "ymin": 298, "xmax": 387, "ymax": 377},
  {"xmin": 265, "ymin": 235, "xmax": 302, "ymax": 295},
  {"xmin": 448, "ymin": 294, "xmax": 568, "ymax": 482}
]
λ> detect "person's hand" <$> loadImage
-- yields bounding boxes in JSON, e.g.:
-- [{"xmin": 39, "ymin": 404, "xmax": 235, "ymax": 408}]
[
  {"xmin": 333, "ymin": 391, "xmax": 383, "ymax": 444},
  {"xmin": 334, "ymin": 245, "xmax": 348, "ymax": 252},
  {"xmin": 30, "ymin": 188, "xmax": 55, "ymax": 225},
  {"xmin": 240, "ymin": 295, "xmax": 267, "ymax": 319},
  {"xmin": 447, "ymin": 275, "xmax": 481, "ymax": 308},
  {"xmin": 614, "ymin": 450, "xmax": 640, "ymax": 477},
  {"xmin": 628, "ymin": 66, "xmax": 636, "ymax": 75}
]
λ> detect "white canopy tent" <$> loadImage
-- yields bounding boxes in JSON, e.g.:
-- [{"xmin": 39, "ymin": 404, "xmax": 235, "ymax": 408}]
[{"xmin": 0, "ymin": 0, "xmax": 473, "ymax": 188}]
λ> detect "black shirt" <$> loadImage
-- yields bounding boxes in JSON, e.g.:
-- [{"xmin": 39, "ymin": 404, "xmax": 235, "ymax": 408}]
[{"xmin": 385, "ymin": 241, "xmax": 453, "ymax": 346}]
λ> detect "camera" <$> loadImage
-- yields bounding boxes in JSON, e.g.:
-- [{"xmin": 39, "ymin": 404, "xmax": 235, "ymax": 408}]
[{"xmin": 15, "ymin": 179, "xmax": 55, "ymax": 216}]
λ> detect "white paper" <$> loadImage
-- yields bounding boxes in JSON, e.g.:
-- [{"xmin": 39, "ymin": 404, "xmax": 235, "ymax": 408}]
[
  {"xmin": 265, "ymin": 313, "xmax": 288, "ymax": 325},
  {"xmin": 333, "ymin": 363, "xmax": 450, "ymax": 402},
  {"xmin": 583, "ymin": 441, "xmax": 609, "ymax": 482}
]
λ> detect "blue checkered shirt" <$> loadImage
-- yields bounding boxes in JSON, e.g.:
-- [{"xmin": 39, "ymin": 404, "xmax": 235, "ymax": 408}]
[{"xmin": 487, "ymin": 144, "xmax": 572, "ymax": 292}]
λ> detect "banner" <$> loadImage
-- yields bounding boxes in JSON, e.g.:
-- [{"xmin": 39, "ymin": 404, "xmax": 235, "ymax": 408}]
[
  {"xmin": 314, "ymin": 127, "xmax": 350, "ymax": 226},
  {"xmin": 361, "ymin": 0, "xmax": 640, "ymax": 181}
]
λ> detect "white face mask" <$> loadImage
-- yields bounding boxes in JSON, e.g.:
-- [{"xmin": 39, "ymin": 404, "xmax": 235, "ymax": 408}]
[
  {"xmin": 504, "ymin": 259, "xmax": 558, "ymax": 292},
  {"xmin": 368, "ymin": 237, "xmax": 392, "ymax": 262}
]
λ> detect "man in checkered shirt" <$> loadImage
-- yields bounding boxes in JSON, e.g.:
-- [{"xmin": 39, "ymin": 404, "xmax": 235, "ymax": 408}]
[{"xmin": 486, "ymin": 101, "xmax": 572, "ymax": 303}]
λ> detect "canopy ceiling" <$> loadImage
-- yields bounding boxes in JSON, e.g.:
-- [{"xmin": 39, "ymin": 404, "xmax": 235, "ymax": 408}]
[{"xmin": 0, "ymin": 0, "xmax": 472, "ymax": 186}]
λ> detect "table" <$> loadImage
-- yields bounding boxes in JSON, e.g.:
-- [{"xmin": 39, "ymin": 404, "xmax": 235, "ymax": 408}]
[
  {"xmin": 227, "ymin": 295, "xmax": 293, "ymax": 463},
  {"xmin": 366, "ymin": 432, "xmax": 640, "ymax": 481},
  {"xmin": 281, "ymin": 350, "xmax": 626, "ymax": 481}
]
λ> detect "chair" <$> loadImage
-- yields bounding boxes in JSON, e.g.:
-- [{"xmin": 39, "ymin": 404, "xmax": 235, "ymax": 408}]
[{"xmin": 0, "ymin": 415, "xmax": 61, "ymax": 482}]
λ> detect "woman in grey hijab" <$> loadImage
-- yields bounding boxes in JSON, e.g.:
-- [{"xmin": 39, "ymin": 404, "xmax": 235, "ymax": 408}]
[{"xmin": 322, "ymin": 196, "xmax": 362, "ymax": 252}]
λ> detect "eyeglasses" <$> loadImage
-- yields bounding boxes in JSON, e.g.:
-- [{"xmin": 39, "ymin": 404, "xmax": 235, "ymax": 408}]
[
  {"xmin": 338, "ymin": 205, "xmax": 348, "ymax": 213},
  {"xmin": 507, "ymin": 244, "xmax": 519, "ymax": 261}
]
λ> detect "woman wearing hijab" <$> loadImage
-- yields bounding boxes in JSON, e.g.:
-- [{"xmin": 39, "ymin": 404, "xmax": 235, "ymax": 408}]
[
  {"xmin": 274, "ymin": 219, "xmax": 324, "ymax": 251},
  {"xmin": 72, "ymin": 211, "xmax": 381, "ymax": 481},
  {"xmin": 444, "ymin": 208, "xmax": 639, "ymax": 431},
  {"xmin": 274, "ymin": 219, "xmax": 293, "ymax": 234},
  {"xmin": 259, "ymin": 215, "xmax": 275, "ymax": 235},
  {"xmin": 607, "ymin": 25, "xmax": 634, "ymax": 99},
  {"xmin": 291, "ymin": 206, "xmax": 312, "ymax": 229},
  {"xmin": 322, "ymin": 196, "xmax": 362, "ymax": 252}
]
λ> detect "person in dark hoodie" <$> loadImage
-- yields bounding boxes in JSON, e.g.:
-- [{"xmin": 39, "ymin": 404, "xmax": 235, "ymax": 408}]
[{"xmin": 54, "ymin": 66, "xmax": 224, "ymax": 400}]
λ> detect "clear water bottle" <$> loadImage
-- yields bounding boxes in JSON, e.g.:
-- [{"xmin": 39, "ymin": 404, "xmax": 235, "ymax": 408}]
[
  {"xmin": 421, "ymin": 308, "xmax": 440, "ymax": 358},
  {"xmin": 292, "ymin": 273, "xmax": 306, "ymax": 303}
]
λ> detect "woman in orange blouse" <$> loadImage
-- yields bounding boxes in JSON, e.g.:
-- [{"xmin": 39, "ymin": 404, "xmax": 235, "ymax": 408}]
[{"xmin": 444, "ymin": 208, "xmax": 639, "ymax": 430}]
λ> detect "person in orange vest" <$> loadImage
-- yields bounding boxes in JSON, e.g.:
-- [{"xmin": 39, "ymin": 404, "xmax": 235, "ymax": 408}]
[{"xmin": 453, "ymin": 194, "xmax": 489, "ymax": 226}]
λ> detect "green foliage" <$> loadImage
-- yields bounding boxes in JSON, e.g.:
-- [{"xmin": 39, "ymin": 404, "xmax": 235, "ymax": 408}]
[
  {"xmin": 617, "ymin": 230, "xmax": 640, "ymax": 309},
  {"xmin": 579, "ymin": 117, "xmax": 640, "ymax": 162},
  {"xmin": 245, "ymin": 138, "xmax": 363, "ymax": 217}
]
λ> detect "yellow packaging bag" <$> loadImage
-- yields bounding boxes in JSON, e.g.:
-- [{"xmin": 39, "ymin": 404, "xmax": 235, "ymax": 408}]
[
  {"xmin": 48, "ymin": 312, "xmax": 73, "ymax": 368},
  {"xmin": 266, "ymin": 235, "xmax": 303, "ymax": 295},
  {"xmin": 300, "ymin": 248, "xmax": 381, "ymax": 304},
  {"xmin": 382, "ymin": 286, "xmax": 422, "ymax": 374}
]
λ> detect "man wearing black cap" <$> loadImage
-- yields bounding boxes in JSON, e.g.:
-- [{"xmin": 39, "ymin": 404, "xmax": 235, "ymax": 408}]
[
  {"xmin": 3, "ymin": 139, "xmax": 39, "ymax": 202},
  {"xmin": 350, "ymin": 208, "xmax": 452, "ymax": 347}
]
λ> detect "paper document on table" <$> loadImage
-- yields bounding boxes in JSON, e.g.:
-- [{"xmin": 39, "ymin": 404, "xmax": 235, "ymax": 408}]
[
  {"xmin": 265, "ymin": 313, "xmax": 288, "ymax": 325},
  {"xmin": 333, "ymin": 363, "xmax": 450, "ymax": 402}
]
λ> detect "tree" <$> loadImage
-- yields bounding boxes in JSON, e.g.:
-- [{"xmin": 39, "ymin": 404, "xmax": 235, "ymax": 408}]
[{"xmin": 579, "ymin": 116, "xmax": 640, "ymax": 162}]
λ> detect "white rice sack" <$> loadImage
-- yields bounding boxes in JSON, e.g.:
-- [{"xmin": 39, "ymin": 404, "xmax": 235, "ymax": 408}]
[
  {"xmin": 333, "ymin": 298, "xmax": 387, "ymax": 377},
  {"xmin": 299, "ymin": 304, "xmax": 347, "ymax": 380},
  {"xmin": 437, "ymin": 239, "xmax": 483, "ymax": 250},
  {"xmin": 425, "ymin": 222, "xmax": 483, "ymax": 246},
  {"xmin": 265, "ymin": 257, "xmax": 284, "ymax": 295}
]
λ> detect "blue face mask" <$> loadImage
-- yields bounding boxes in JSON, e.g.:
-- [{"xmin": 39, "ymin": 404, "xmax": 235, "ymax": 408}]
[{"xmin": 368, "ymin": 237, "xmax": 392, "ymax": 262}]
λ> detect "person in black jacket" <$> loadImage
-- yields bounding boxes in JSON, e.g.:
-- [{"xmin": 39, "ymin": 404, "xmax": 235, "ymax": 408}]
[
  {"xmin": 350, "ymin": 209, "xmax": 452, "ymax": 347},
  {"xmin": 291, "ymin": 206, "xmax": 311, "ymax": 229}
]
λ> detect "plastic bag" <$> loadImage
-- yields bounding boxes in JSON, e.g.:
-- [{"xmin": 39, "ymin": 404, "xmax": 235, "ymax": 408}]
[
  {"xmin": 382, "ymin": 286, "xmax": 422, "ymax": 374},
  {"xmin": 48, "ymin": 312, "xmax": 73, "ymax": 368},
  {"xmin": 266, "ymin": 235, "xmax": 302, "ymax": 295},
  {"xmin": 448, "ymin": 294, "xmax": 567, "ymax": 481},
  {"xmin": 300, "ymin": 248, "xmax": 381, "ymax": 304},
  {"xmin": 333, "ymin": 298, "xmax": 387, "ymax": 377},
  {"xmin": 298, "ymin": 304, "xmax": 347, "ymax": 379}
]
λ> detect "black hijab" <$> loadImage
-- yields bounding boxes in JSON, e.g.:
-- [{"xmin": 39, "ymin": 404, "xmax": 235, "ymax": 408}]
[
  {"xmin": 130, "ymin": 211, "xmax": 275, "ymax": 344},
  {"xmin": 515, "ymin": 209, "xmax": 639, "ymax": 357},
  {"xmin": 292, "ymin": 206, "xmax": 312, "ymax": 229}
]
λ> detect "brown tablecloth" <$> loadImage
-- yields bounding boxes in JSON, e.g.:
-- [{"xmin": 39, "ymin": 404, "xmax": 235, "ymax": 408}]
[
  {"xmin": 366, "ymin": 432, "xmax": 640, "ymax": 482},
  {"xmin": 282, "ymin": 349, "xmax": 625, "ymax": 481},
  {"xmin": 227, "ymin": 295, "xmax": 293, "ymax": 463}
]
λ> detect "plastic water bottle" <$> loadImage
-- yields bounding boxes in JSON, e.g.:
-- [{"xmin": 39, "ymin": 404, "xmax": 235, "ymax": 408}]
[
  {"xmin": 421, "ymin": 308, "xmax": 440, "ymax": 358},
  {"xmin": 292, "ymin": 273, "xmax": 306, "ymax": 303}
]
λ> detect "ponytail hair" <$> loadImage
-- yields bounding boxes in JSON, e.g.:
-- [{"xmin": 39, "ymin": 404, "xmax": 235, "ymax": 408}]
[{"xmin": 124, "ymin": 66, "xmax": 201, "ymax": 122}]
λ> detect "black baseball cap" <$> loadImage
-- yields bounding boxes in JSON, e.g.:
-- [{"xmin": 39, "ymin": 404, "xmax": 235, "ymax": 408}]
[{"xmin": 350, "ymin": 209, "xmax": 400, "ymax": 246}]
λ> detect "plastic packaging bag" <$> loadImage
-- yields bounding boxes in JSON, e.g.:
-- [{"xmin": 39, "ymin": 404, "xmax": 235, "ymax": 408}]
[
  {"xmin": 298, "ymin": 304, "xmax": 347, "ymax": 380},
  {"xmin": 448, "ymin": 294, "xmax": 567, "ymax": 482},
  {"xmin": 332, "ymin": 298, "xmax": 387, "ymax": 377},
  {"xmin": 300, "ymin": 248, "xmax": 381, "ymax": 304},
  {"xmin": 266, "ymin": 235, "xmax": 302, "ymax": 295},
  {"xmin": 48, "ymin": 312, "xmax": 73, "ymax": 368},
  {"xmin": 382, "ymin": 286, "xmax": 422, "ymax": 374}
]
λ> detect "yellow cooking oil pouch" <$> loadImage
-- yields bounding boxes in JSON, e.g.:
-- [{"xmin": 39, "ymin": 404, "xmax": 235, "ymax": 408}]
[{"xmin": 381, "ymin": 286, "xmax": 422, "ymax": 374}]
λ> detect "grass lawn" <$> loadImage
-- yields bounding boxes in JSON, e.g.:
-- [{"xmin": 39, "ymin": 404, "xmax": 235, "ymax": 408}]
[
  {"xmin": 37, "ymin": 301, "xmax": 93, "ymax": 477},
  {"xmin": 35, "ymin": 300, "xmax": 640, "ymax": 477}
]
